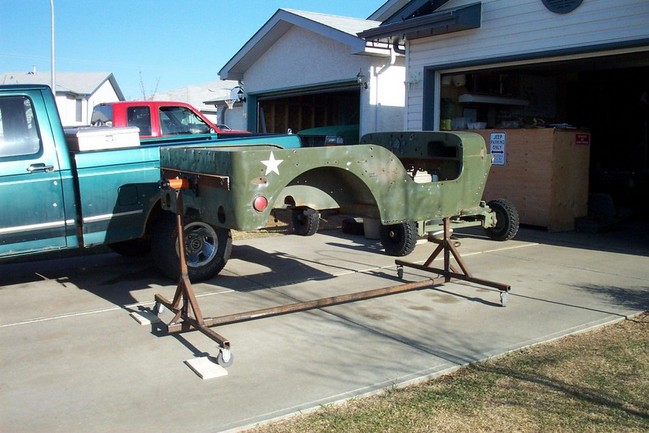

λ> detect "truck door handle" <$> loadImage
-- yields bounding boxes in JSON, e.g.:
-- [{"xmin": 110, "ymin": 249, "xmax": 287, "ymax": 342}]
[{"xmin": 26, "ymin": 163, "xmax": 55, "ymax": 173}]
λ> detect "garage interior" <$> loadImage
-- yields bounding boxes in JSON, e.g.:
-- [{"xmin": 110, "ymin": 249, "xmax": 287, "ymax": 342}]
[
  {"xmin": 256, "ymin": 87, "xmax": 360, "ymax": 136},
  {"xmin": 440, "ymin": 50, "xmax": 649, "ymax": 228}
]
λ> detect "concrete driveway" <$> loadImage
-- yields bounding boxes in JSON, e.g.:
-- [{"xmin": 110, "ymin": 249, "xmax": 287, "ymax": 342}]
[{"xmin": 1, "ymin": 221, "xmax": 648, "ymax": 433}]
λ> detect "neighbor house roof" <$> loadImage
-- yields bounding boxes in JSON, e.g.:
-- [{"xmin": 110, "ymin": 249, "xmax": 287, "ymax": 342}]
[
  {"xmin": 0, "ymin": 71, "xmax": 125, "ymax": 99},
  {"xmin": 152, "ymin": 79, "xmax": 241, "ymax": 110},
  {"xmin": 219, "ymin": 8, "xmax": 384, "ymax": 81}
]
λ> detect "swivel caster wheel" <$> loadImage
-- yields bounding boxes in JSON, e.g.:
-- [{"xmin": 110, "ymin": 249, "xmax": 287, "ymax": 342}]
[
  {"xmin": 216, "ymin": 348, "xmax": 234, "ymax": 368},
  {"xmin": 397, "ymin": 265, "xmax": 404, "ymax": 279}
]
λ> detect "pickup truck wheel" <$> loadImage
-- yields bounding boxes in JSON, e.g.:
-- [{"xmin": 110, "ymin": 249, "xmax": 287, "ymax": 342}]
[
  {"xmin": 485, "ymin": 198, "xmax": 520, "ymax": 241},
  {"xmin": 292, "ymin": 208, "xmax": 320, "ymax": 236},
  {"xmin": 380, "ymin": 221, "xmax": 417, "ymax": 256},
  {"xmin": 108, "ymin": 238, "xmax": 151, "ymax": 257},
  {"xmin": 152, "ymin": 212, "xmax": 232, "ymax": 282}
]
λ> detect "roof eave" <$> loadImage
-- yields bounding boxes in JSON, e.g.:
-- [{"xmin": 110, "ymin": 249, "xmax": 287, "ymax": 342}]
[
  {"xmin": 359, "ymin": 2, "xmax": 482, "ymax": 41},
  {"xmin": 107, "ymin": 74, "xmax": 125, "ymax": 100}
]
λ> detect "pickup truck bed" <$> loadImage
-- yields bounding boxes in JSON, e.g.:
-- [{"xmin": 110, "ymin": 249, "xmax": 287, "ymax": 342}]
[{"xmin": 72, "ymin": 138, "xmax": 297, "ymax": 248}]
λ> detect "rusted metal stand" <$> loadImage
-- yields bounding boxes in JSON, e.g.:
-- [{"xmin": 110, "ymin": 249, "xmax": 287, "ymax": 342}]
[
  {"xmin": 153, "ymin": 179, "xmax": 232, "ymax": 367},
  {"xmin": 153, "ymin": 184, "xmax": 510, "ymax": 368},
  {"xmin": 395, "ymin": 217, "xmax": 511, "ymax": 306}
]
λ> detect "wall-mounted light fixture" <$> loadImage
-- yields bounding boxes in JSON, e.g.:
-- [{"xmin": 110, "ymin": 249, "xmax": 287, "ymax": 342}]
[
  {"xmin": 356, "ymin": 69, "xmax": 368, "ymax": 90},
  {"xmin": 230, "ymin": 85, "xmax": 246, "ymax": 103},
  {"xmin": 237, "ymin": 87, "xmax": 246, "ymax": 102}
]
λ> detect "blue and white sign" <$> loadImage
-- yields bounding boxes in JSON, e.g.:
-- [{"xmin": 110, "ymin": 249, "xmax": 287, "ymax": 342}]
[{"xmin": 489, "ymin": 132, "xmax": 506, "ymax": 166}]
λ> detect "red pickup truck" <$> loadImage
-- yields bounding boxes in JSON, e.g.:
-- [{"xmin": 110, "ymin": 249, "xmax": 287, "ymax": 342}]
[{"xmin": 91, "ymin": 100, "xmax": 250, "ymax": 139}]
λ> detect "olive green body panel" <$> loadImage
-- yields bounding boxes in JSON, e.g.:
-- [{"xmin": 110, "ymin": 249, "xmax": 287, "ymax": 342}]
[{"xmin": 160, "ymin": 131, "xmax": 492, "ymax": 232}]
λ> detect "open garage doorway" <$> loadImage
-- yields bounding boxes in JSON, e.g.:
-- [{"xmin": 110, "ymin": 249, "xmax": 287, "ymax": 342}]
[
  {"xmin": 256, "ymin": 87, "xmax": 360, "ymax": 144},
  {"xmin": 435, "ymin": 50, "xmax": 649, "ymax": 227}
]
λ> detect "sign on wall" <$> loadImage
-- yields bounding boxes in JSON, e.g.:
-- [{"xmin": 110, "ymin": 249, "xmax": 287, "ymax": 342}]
[
  {"xmin": 490, "ymin": 132, "xmax": 506, "ymax": 166},
  {"xmin": 575, "ymin": 132, "xmax": 591, "ymax": 146}
]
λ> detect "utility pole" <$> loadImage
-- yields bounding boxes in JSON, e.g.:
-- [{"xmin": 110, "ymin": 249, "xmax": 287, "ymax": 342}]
[{"xmin": 50, "ymin": 0, "xmax": 56, "ymax": 94}]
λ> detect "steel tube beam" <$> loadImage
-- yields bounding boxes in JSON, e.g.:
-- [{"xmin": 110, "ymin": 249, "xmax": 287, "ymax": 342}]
[
  {"xmin": 395, "ymin": 260, "xmax": 510, "ymax": 292},
  {"xmin": 197, "ymin": 278, "xmax": 441, "ymax": 328}
]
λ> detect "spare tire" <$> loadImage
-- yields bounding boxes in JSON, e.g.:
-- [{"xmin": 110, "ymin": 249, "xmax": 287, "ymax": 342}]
[
  {"xmin": 292, "ymin": 208, "xmax": 320, "ymax": 236},
  {"xmin": 380, "ymin": 221, "xmax": 417, "ymax": 256}
]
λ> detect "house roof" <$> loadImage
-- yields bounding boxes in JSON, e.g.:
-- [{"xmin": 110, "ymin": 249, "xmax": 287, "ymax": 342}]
[
  {"xmin": 0, "ymin": 71, "xmax": 125, "ymax": 100},
  {"xmin": 219, "ymin": 8, "xmax": 383, "ymax": 81}
]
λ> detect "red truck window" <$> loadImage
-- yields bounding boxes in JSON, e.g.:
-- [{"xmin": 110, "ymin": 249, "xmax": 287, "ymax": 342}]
[
  {"xmin": 159, "ymin": 106, "xmax": 212, "ymax": 135},
  {"xmin": 0, "ymin": 96, "xmax": 41, "ymax": 158},
  {"xmin": 127, "ymin": 106, "xmax": 152, "ymax": 136}
]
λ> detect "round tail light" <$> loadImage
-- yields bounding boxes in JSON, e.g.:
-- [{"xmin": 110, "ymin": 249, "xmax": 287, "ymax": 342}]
[{"xmin": 252, "ymin": 196, "xmax": 268, "ymax": 212}]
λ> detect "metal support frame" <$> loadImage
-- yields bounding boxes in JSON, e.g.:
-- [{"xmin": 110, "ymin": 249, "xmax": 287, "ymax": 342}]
[
  {"xmin": 396, "ymin": 217, "xmax": 510, "ymax": 306},
  {"xmin": 154, "ymin": 179, "xmax": 232, "ymax": 365},
  {"xmin": 153, "ymin": 183, "xmax": 510, "ymax": 367}
]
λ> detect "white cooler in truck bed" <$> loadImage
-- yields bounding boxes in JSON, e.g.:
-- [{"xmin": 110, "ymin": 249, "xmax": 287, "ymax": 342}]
[{"xmin": 64, "ymin": 126, "xmax": 140, "ymax": 151}]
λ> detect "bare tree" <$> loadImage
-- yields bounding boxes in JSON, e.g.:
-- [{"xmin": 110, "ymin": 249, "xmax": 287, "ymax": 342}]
[{"xmin": 138, "ymin": 69, "xmax": 160, "ymax": 100}]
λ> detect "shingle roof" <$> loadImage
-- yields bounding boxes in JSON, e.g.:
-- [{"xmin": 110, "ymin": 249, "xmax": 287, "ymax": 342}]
[
  {"xmin": 281, "ymin": 9, "xmax": 380, "ymax": 36},
  {"xmin": 0, "ymin": 71, "xmax": 124, "ymax": 99}
]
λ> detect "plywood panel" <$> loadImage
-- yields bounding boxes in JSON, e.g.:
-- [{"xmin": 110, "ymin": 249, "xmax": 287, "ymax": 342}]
[{"xmin": 477, "ymin": 128, "xmax": 589, "ymax": 231}]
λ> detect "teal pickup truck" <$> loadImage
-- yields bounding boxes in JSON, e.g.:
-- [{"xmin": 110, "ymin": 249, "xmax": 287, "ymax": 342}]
[{"xmin": 0, "ymin": 84, "xmax": 302, "ymax": 280}]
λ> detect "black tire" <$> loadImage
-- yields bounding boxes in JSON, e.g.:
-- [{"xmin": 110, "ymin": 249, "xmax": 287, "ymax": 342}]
[
  {"xmin": 292, "ymin": 208, "xmax": 320, "ymax": 236},
  {"xmin": 485, "ymin": 198, "xmax": 520, "ymax": 241},
  {"xmin": 107, "ymin": 238, "xmax": 151, "ymax": 257},
  {"xmin": 151, "ymin": 212, "xmax": 232, "ymax": 282},
  {"xmin": 380, "ymin": 221, "xmax": 417, "ymax": 256}
]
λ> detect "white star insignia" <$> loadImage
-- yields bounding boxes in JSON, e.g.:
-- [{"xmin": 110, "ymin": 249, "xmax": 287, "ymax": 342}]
[{"xmin": 261, "ymin": 151, "xmax": 283, "ymax": 175}]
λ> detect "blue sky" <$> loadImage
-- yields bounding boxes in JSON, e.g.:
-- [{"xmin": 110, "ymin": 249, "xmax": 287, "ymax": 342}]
[{"xmin": 1, "ymin": 1, "xmax": 384, "ymax": 99}]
